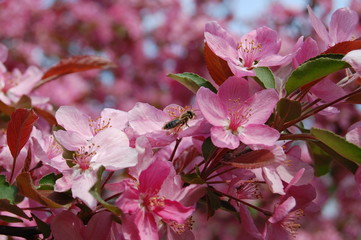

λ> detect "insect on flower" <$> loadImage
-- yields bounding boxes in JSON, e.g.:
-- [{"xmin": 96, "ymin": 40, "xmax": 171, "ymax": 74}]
[{"xmin": 163, "ymin": 110, "xmax": 196, "ymax": 131}]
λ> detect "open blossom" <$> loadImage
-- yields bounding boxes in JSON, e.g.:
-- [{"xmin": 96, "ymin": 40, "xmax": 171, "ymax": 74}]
[
  {"xmin": 307, "ymin": 6, "xmax": 358, "ymax": 50},
  {"xmin": 111, "ymin": 159, "xmax": 199, "ymax": 239},
  {"xmin": 196, "ymin": 76, "xmax": 280, "ymax": 149},
  {"xmin": 53, "ymin": 106, "xmax": 138, "ymax": 209},
  {"xmin": 205, "ymin": 21, "xmax": 292, "ymax": 77},
  {"xmin": 128, "ymin": 102, "xmax": 207, "ymax": 147}
]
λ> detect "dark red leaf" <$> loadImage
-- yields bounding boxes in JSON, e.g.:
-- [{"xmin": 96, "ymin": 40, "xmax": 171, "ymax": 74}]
[
  {"xmin": 6, "ymin": 109, "xmax": 38, "ymax": 160},
  {"xmin": 323, "ymin": 40, "xmax": 361, "ymax": 55},
  {"xmin": 34, "ymin": 55, "xmax": 115, "ymax": 89},
  {"xmin": 223, "ymin": 149, "xmax": 275, "ymax": 169},
  {"xmin": 33, "ymin": 107, "xmax": 58, "ymax": 126},
  {"xmin": 0, "ymin": 100, "xmax": 15, "ymax": 115},
  {"xmin": 204, "ymin": 43, "xmax": 233, "ymax": 85},
  {"xmin": 16, "ymin": 172, "xmax": 73, "ymax": 208}
]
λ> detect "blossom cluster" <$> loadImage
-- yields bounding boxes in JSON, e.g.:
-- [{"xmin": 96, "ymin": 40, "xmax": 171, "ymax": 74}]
[{"xmin": 0, "ymin": 2, "xmax": 361, "ymax": 240}]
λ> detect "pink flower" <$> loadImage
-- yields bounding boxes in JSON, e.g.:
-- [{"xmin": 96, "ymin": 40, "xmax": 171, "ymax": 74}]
[
  {"xmin": 53, "ymin": 106, "xmax": 138, "ymax": 209},
  {"xmin": 113, "ymin": 159, "xmax": 196, "ymax": 239},
  {"xmin": 51, "ymin": 211, "xmax": 114, "ymax": 240},
  {"xmin": 128, "ymin": 102, "xmax": 206, "ymax": 147},
  {"xmin": 205, "ymin": 21, "xmax": 292, "ymax": 77},
  {"xmin": 307, "ymin": 6, "xmax": 358, "ymax": 50},
  {"xmin": 196, "ymin": 77, "xmax": 280, "ymax": 149}
]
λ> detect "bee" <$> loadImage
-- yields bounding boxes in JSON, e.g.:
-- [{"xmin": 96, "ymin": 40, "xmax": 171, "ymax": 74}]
[{"xmin": 163, "ymin": 110, "xmax": 196, "ymax": 131}]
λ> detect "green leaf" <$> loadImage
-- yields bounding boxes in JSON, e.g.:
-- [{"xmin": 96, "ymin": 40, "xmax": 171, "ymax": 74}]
[
  {"xmin": 89, "ymin": 166, "xmax": 123, "ymax": 217},
  {"xmin": 181, "ymin": 172, "xmax": 205, "ymax": 184},
  {"xmin": 311, "ymin": 128, "xmax": 361, "ymax": 164},
  {"xmin": 253, "ymin": 67, "xmax": 275, "ymax": 89},
  {"xmin": 32, "ymin": 213, "xmax": 51, "ymax": 238},
  {"xmin": 0, "ymin": 215, "xmax": 23, "ymax": 223},
  {"xmin": 307, "ymin": 142, "xmax": 331, "ymax": 176},
  {"xmin": 0, "ymin": 175, "xmax": 18, "ymax": 204},
  {"xmin": 313, "ymin": 141, "xmax": 358, "ymax": 173},
  {"xmin": 167, "ymin": 72, "xmax": 217, "ymax": 93},
  {"xmin": 202, "ymin": 137, "xmax": 217, "ymax": 162},
  {"xmin": 206, "ymin": 187, "xmax": 221, "ymax": 217},
  {"xmin": 37, "ymin": 173, "xmax": 61, "ymax": 190},
  {"xmin": 276, "ymin": 98, "xmax": 302, "ymax": 122},
  {"xmin": 286, "ymin": 55, "xmax": 349, "ymax": 94}
]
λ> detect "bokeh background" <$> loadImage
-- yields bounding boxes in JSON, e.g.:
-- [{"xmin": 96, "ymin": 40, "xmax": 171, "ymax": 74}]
[{"xmin": 1, "ymin": 0, "xmax": 361, "ymax": 239}]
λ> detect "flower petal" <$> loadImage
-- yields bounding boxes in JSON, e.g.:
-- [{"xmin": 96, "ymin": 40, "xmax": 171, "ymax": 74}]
[
  {"xmin": 240, "ymin": 124, "xmax": 280, "ymax": 146},
  {"xmin": 154, "ymin": 199, "xmax": 194, "ymax": 223},
  {"xmin": 211, "ymin": 126, "xmax": 240, "ymax": 149},
  {"xmin": 55, "ymin": 106, "xmax": 93, "ymax": 138},
  {"xmin": 218, "ymin": 77, "xmax": 250, "ymax": 111},
  {"xmin": 139, "ymin": 159, "xmax": 170, "ymax": 194},
  {"xmin": 329, "ymin": 8, "xmax": 358, "ymax": 43},
  {"xmin": 196, "ymin": 87, "xmax": 227, "ymax": 126},
  {"xmin": 204, "ymin": 21, "xmax": 239, "ymax": 63}
]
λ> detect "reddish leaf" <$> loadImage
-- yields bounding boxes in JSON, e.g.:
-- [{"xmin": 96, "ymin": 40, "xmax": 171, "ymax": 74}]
[
  {"xmin": 0, "ymin": 100, "xmax": 15, "ymax": 115},
  {"xmin": 6, "ymin": 109, "xmax": 38, "ymax": 160},
  {"xmin": 0, "ymin": 199, "xmax": 31, "ymax": 220},
  {"xmin": 22, "ymin": 146, "xmax": 32, "ymax": 172},
  {"xmin": 223, "ymin": 149, "xmax": 275, "ymax": 169},
  {"xmin": 33, "ymin": 107, "xmax": 58, "ymax": 126},
  {"xmin": 34, "ymin": 55, "xmax": 115, "ymax": 89},
  {"xmin": 204, "ymin": 43, "xmax": 233, "ymax": 85},
  {"xmin": 346, "ymin": 91, "xmax": 361, "ymax": 104},
  {"xmin": 323, "ymin": 40, "xmax": 361, "ymax": 55},
  {"xmin": 16, "ymin": 172, "xmax": 73, "ymax": 208}
]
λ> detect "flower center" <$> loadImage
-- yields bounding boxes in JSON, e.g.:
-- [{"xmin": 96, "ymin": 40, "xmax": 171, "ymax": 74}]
[
  {"xmin": 146, "ymin": 195, "xmax": 166, "ymax": 211},
  {"xmin": 88, "ymin": 117, "xmax": 112, "ymax": 135},
  {"xmin": 237, "ymin": 38, "xmax": 262, "ymax": 68},
  {"xmin": 73, "ymin": 143, "xmax": 99, "ymax": 171},
  {"xmin": 281, "ymin": 209, "xmax": 304, "ymax": 237},
  {"xmin": 226, "ymin": 98, "xmax": 252, "ymax": 134}
]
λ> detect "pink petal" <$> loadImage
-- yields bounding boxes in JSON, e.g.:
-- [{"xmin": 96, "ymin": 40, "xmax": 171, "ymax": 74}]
[
  {"xmin": 196, "ymin": 87, "xmax": 228, "ymax": 126},
  {"xmin": 211, "ymin": 126, "xmax": 240, "ymax": 149},
  {"xmin": 8, "ymin": 66, "xmax": 42, "ymax": 96},
  {"xmin": 343, "ymin": 49, "xmax": 361, "ymax": 74},
  {"xmin": 243, "ymin": 89, "xmax": 279, "ymax": 124},
  {"xmin": 128, "ymin": 102, "xmax": 169, "ymax": 135},
  {"xmin": 307, "ymin": 6, "xmax": 331, "ymax": 44},
  {"xmin": 239, "ymin": 205, "xmax": 263, "ymax": 239},
  {"xmin": 51, "ymin": 211, "xmax": 85, "ymax": 240},
  {"xmin": 254, "ymin": 26, "xmax": 281, "ymax": 57},
  {"xmin": 218, "ymin": 77, "xmax": 250, "ymax": 111},
  {"xmin": 269, "ymin": 197, "xmax": 296, "ymax": 223},
  {"xmin": 153, "ymin": 199, "xmax": 194, "ymax": 223},
  {"xmin": 329, "ymin": 8, "xmax": 358, "ymax": 43},
  {"xmin": 204, "ymin": 21, "xmax": 238, "ymax": 63},
  {"xmin": 55, "ymin": 106, "xmax": 93, "ymax": 138},
  {"xmin": 262, "ymin": 166, "xmax": 285, "ymax": 195},
  {"xmin": 101, "ymin": 108, "xmax": 129, "ymax": 131},
  {"xmin": 135, "ymin": 210, "xmax": 159, "ymax": 240},
  {"xmin": 91, "ymin": 128, "xmax": 138, "ymax": 170},
  {"xmin": 346, "ymin": 127, "xmax": 361, "ymax": 147},
  {"xmin": 85, "ymin": 211, "xmax": 113, "ymax": 240},
  {"xmin": 241, "ymin": 124, "xmax": 280, "ymax": 146},
  {"xmin": 53, "ymin": 130, "xmax": 88, "ymax": 151},
  {"xmin": 72, "ymin": 171, "xmax": 98, "ymax": 209},
  {"xmin": 293, "ymin": 37, "xmax": 319, "ymax": 68},
  {"xmin": 139, "ymin": 159, "xmax": 170, "ymax": 194}
]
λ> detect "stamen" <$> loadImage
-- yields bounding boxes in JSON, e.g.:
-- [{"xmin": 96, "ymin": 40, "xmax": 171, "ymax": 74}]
[
  {"xmin": 169, "ymin": 216, "xmax": 194, "ymax": 234},
  {"xmin": 88, "ymin": 117, "xmax": 112, "ymax": 135},
  {"xmin": 281, "ymin": 209, "xmax": 304, "ymax": 238},
  {"xmin": 236, "ymin": 179, "xmax": 262, "ymax": 199},
  {"xmin": 73, "ymin": 143, "xmax": 99, "ymax": 171}
]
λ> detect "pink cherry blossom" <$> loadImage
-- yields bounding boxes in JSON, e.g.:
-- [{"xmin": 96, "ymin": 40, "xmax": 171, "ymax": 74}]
[
  {"xmin": 205, "ymin": 21, "xmax": 293, "ymax": 77},
  {"xmin": 196, "ymin": 77, "xmax": 280, "ymax": 149},
  {"xmin": 113, "ymin": 159, "xmax": 196, "ymax": 239},
  {"xmin": 53, "ymin": 106, "xmax": 138, "ymax": 208},
  {"xmin": 307, "ymin": 6, "xmax": 359, "ymax": 50}
]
